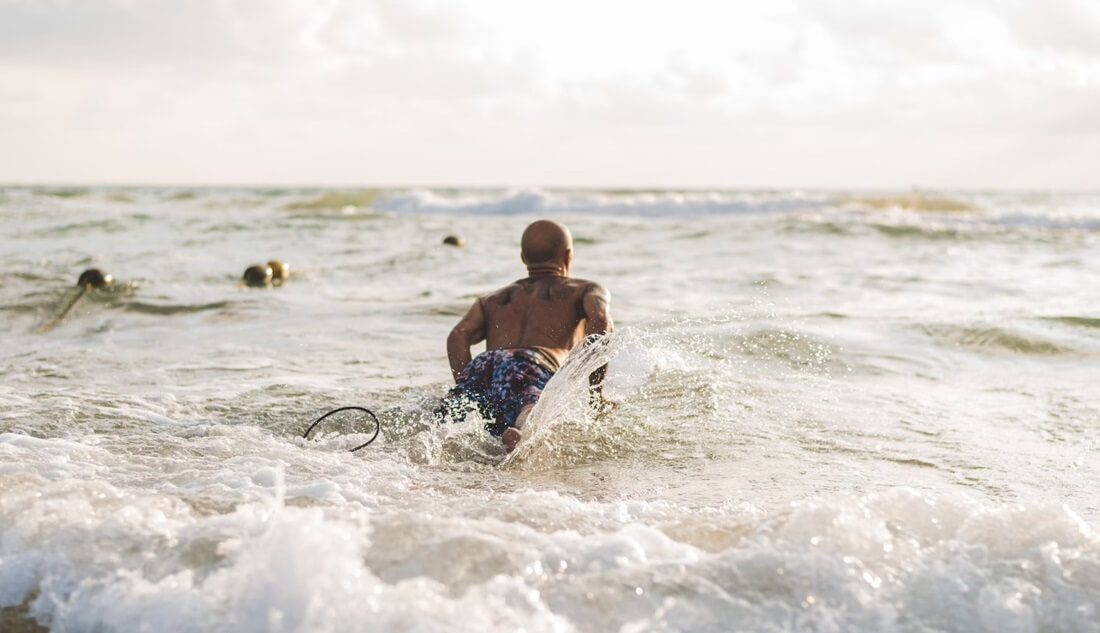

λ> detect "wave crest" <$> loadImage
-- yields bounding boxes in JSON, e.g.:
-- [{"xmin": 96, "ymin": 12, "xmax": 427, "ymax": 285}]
[{"xmin": 922, "ymin": 324, "xmax": 1078, "ymax": 355}]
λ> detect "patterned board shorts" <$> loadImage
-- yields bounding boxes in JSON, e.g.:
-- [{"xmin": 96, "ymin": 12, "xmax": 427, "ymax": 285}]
[{"xmin": 438, "ymin": 348, "xmax": 555, "ymax": 436}]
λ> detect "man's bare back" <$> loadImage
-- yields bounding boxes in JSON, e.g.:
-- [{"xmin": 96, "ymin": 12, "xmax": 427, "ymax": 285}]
[
  {"xmin": 448, "ymin": 275, "xmax": 610, "ymax": 378},
  {"xmin": 442, "ymin": 220, "xmax": 613, "ymax": 450}
]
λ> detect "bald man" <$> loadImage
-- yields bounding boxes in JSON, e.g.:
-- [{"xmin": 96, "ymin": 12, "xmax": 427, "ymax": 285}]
[{"xmin": 440, "ymin": 220, "xmax": 613, "ymax": 450}]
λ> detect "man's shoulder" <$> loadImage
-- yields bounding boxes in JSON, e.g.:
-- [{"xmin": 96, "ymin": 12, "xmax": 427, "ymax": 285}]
[
  {"xmin": 552, "ymin": 277, "xmax": 610, "ymax": 301},
  {"xmin": 481, "ymin": 277, "xmax": 606, "ymax": 304},
  {"xmin": 480, "ymin": 284, "xmax": 510, "ymax": 301},
  {"xmin": 481, "ymin": 280, "xmax": 528, "ymax": 305},
  {"xmin": 548, "ymin": 277, "xmax": 609, "ymax": 297},
  {"xmin": 571, "ymin": 278, "xmax": 608, "ymax": 295}
]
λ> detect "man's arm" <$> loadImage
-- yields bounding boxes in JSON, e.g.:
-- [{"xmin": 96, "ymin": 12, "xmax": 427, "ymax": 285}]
[
  {"xmin": 582, "ymin": 283, "xmax": 613, "ymax": 338},
  {"xmin": 447, "ymin": 298, "xmax": 487, "ymax": 381},
  {"xmin": 582, "ymin": 284, "xmax": 613, "ymax": 400}
]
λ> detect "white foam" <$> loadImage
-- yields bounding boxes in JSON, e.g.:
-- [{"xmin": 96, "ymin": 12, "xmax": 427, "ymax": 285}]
[
  {"xmin": 370, "ymin": 187, "xmax": 830, "ymax": 217},
  {"xmin": 1, "ymin": 473, "xmax": 595, "ymax": 633},
  {"xmin": 4, "ymin": 458, "xmax": 1100, "ymax": 633}
]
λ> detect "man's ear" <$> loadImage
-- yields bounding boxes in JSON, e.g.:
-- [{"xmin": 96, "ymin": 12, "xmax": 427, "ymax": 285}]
[
  {"xmin": 520, "ymin": 251, "xmax": 527, "ymax": 264},
  {"xmin": 564, "ymin": 249, "xmax": 573, "ymax": 267}
]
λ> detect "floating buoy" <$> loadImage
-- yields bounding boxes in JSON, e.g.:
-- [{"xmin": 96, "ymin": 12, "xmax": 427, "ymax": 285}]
[
  {"xmin": 36, "ymin": 268, "xmax": 113, "ymax": 333},
  {"xmin": 268, "ymin": 260, "xmax": 290, "ymax": 285},
  {"xmin": 77, "ymin": 268, "xmax": 112, "ymax": 289},
  {"xmin": 242, "ymin": 264, "xmax": 273, "ymax": 288}
]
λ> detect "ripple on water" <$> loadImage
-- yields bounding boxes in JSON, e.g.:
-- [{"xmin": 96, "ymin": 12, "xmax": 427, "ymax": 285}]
[
  {"xmin": 1041, "ymin": 315, "xmax": 1100, "ymax": 330},
  {"xmin": 918, "ymin": 323, "xmax": 1083, "ymax": 356}
]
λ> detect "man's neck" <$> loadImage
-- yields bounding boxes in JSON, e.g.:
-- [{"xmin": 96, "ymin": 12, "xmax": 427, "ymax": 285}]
[{"xmin": 525, "ymin": 264, "xmax": 567, "ymax": 278}]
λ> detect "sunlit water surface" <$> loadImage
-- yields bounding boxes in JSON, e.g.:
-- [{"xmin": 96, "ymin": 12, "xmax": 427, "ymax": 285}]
[{"xmin": 2, "ymin": 186, "xmax": 1099, "ymax": 632}]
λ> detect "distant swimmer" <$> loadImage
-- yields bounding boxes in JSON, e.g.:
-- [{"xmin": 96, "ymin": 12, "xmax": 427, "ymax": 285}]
[
  {"xmin": 241, "ymin": 260, "xmax": 290, "ymax": 288},
  {"xmin": 443, "ymin": 235, "xmax": 464, "ymax": 247},
  {"xmin": 438, "ymin": 220, "xmax": 613, "ymax": 450},
  {"xmin": 36, "ymin": 268, "xmax": 113, "ymax": 333}
]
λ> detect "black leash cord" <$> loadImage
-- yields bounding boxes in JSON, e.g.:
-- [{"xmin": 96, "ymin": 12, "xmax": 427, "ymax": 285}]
[{"xmin": 302, "ymin": 406, "xmax": 380, "ymax": 452}]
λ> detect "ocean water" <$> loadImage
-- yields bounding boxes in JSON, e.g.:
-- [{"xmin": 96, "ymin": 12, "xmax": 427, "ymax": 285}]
[{"xmin": 1, "ymin": 185, "xmax": 1099, "ymax": 632}]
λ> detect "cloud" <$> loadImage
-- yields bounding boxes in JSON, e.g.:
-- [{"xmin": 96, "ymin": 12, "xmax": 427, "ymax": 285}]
[
  {"xmin": 0, "ymin": 0, "xmax": 473, "ymax": 74},
  {"xmin": 1003, "ymin": 0, "xmax": 1100, "ymax": 56},
  {"xmin": 0, "ymin": 0, "xmax": 240, "ymax": 68},
  {"xmin": 0, "ymin": 0, "xmax": 1098, "ymax": 187}
]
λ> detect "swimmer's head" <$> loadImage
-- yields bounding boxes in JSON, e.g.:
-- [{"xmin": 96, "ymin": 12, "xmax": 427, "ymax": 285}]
[
  {"xmin": 442, "ymin": 235, "xmax": 464, "ymax": 247},
  {"xmin": 242, "ymin": 264, "xmax": 272, "ymax": 288},
  {"xmin": 520, "ymin": 220, "xmax": 573, "ymax": 273},
  {"xmin": 77, "ymin": 268, "xmax": 112, "ymax": 289},
  {"xmin": 267, "ymin": 260, "xmax": 290, "ymax": 285}
]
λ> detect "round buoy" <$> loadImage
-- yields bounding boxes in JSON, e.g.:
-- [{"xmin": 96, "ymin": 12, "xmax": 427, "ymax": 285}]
[
  {"xmin": 77, "ymin": 268, "xmax": 112, "ymax": 289},
  {"xmin": 268, "ymin": 260, "xmax": 290, "ymax": 285},
  {"xmin": 242, "ymin": 264, "xmax": 273, "ymax": 288},
  {"xmin": 36, "ymin": 268, "xmax": 113, "ymax": 333}
]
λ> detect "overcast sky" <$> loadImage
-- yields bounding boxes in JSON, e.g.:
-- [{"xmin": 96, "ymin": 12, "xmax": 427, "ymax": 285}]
[{"xmin": 1, "ymin": 0, "xmax": 1098, "ymax": 189}]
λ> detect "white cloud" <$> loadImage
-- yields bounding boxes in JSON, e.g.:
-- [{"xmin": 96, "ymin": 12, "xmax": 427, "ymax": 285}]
[
  {"xmin": 0, "ymin": 0, "xmax": 1097, "ymax": 187},
  {"xmin": 0, "ymin": 0, "xmax": 239, "ymax": 68}
]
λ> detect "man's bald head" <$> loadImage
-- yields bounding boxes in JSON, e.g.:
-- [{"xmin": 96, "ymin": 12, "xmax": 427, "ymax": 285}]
[{"xmin": 521, "ymin": 220, "xmax": 573, "ymax": 265}]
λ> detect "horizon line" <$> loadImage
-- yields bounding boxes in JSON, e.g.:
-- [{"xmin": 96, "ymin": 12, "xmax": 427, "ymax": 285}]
[{"xmin": 2, "ymin": 181, "xmax": 1098, "ymax": 195}]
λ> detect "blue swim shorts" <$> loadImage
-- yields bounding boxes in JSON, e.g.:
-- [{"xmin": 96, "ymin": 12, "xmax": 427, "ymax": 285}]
[{"xmin": 438, "ymin": 348, "xmax": 555, "ymax": 435}]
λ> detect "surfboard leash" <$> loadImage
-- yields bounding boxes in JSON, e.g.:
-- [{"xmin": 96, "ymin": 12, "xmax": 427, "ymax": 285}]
[{"xmin": 302, "ymin": 406, "xmax": 381, "ymax": 452}]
